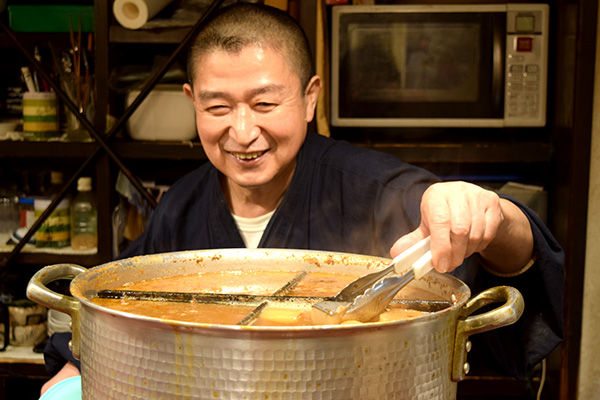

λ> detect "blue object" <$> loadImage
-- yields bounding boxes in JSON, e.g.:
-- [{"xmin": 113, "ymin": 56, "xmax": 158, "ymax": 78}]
[
  {"xmin": 18, "ymin": 197, "xmax": 34, "ymax": 206},
  {"xmin": 39, "ymin": 376, "xmax": 81, "ymax": 400}
]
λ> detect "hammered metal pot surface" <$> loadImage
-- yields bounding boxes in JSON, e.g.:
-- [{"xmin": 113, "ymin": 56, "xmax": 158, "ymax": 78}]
[{"xmin": 27, "ymin": 248, "xmax": 523, "ymax": 400}]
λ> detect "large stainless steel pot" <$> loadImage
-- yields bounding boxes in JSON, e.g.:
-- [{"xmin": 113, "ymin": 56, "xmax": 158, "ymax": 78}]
[{"xmin": 27, "ymin": 248, "xmax": 524, "ymax": 400}]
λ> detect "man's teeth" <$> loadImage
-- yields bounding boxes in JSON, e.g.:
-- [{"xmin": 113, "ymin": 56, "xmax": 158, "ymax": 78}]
[{"xmin": 233, "ymin": 151, "xmax": 263, "ymax": 160}]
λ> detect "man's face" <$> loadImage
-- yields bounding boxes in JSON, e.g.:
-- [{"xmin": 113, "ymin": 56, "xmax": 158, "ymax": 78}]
[{"xmin": 184, "ymin": 46, "xmax": 321, "ymax": 194}]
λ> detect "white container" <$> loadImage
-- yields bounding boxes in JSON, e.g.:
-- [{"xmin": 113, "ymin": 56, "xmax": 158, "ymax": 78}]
[
  {"xmin": 47, "ymin": 309, "xmax": 72, "ymax": 336},
  {"xmin": 126, "ymin": 84, "xmax": 197, "ymax": 141}
]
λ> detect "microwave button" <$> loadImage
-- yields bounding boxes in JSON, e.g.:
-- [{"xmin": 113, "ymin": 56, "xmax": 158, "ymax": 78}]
[
  {"xmin": 524, "ymin": 74, "xmax": 539, "ymax": 83},
  {"xmin": 507, "ymin": 54, "xmax": 525, "ymax": 62},
  {"xmin": 507, "ymin": 107, "xmax": 519, "ymax": 116},
  {"xmin": 507, "ymin": 106, "xmax": 518, "ymax": 114},
  {"xmin": 524, "ymin": 84, "xmax": 539, "ymax": 92},
  {"xmin": 507, "ymin": 53, "xmax": 525, "ymax": 62},
  {"xmin": 526, "ymin": 64, "xmax": 540, "ymax": 73},
  {"xmin": 508, "ymin": 83, "xmax": 523, "ymax": 91},
  {"xmin": 516, "ymin": 37, "xmax": 534, "ymax": 52},
  {"xmin": 509, "ymin": 64, "xmax": 524, "ymax": 73},
  {"xmin": 508, "ymin": 74, "xmax": 524, "ymax": 83},
  {"xmin": 507, "ymin": 92, "xmax": 521, "ymax": 102}
]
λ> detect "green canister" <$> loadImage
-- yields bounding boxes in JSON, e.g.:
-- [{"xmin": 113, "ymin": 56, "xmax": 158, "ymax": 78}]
[{"xmin": 34, "ymin": 198, "xmax": 70, "ymax": 248}]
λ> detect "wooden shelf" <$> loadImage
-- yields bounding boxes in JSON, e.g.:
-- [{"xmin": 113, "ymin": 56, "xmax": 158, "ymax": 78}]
[
  {"xmin": 0, "ymin": 32, "xmax": 72, "ymax": 49},
  {"xmin": 0, "ymin": 140, "xmax": 207, "ymax": 160},
  {"xmin": 354, "ymin": 141, "xmax": 552, "ymax": 164},
  {"xmin": 112, "ymin": 140, "xmax": 207, "ymax": 160},
  {"xmin": 0, "ymin": 346, "xmax": 44, "ymax": 366},
  {"xmin": 0, "ymin": 346, "xmax": 48, "ymax": 400},
  {"xmin": 0, "ymin": 140, "xmax": 550, "ymax": 163},
  {"xmin": 110, "ymin": 25, "xmax": 191, "ymax": 44},
  {"xmin": 0, "ymin": 141, "xmax": 97, "ymax": 159},
  {"xmin": 0, "ymin": 251, "xmax": 102, "ymax": 268}
]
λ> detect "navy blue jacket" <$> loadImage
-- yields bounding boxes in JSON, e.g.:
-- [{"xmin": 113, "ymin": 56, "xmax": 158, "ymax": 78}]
[{"xmin": 121, "ymin": 133, "xmax": 436, "ymax": 256}]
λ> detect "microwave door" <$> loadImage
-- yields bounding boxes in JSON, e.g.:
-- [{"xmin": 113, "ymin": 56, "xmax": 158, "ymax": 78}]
[{"xmin": 335, "ymin": 11, "xmax": 506, "ymax": 127}]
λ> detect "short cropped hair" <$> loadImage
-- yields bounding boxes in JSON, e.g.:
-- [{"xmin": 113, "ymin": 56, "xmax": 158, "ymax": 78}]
[{"xmin": 186, "ymin": 3, "xmax": 314, "ymax": 92}]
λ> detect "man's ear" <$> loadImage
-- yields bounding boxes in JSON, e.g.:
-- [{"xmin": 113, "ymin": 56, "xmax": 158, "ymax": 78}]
[
  {"xmin": 183, "ymin": 83, "xmax": 194, "ymax": 101},
  {"xmin": 304, "ymin": 75, "xmax": 322, "ymax": 123}
]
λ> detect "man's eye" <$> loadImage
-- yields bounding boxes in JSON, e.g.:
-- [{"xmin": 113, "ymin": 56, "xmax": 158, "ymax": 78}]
[
  {"xmin": 206, "ymin": 105, "xmax": 229, "ymax": 114},
  {"xmin": 255, "ymin": 102, "xmax": 277, "ymax": 111}
]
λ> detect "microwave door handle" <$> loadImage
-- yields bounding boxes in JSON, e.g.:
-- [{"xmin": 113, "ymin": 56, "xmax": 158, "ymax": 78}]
[{"xmin": 492, "ymin": 19, "xmax": 506, "ymax": 113}]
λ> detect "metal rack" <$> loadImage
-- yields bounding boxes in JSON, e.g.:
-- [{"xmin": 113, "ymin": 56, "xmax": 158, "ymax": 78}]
[{"xmin": 0, "ymin": 0, "xmax": 224, "ymax": 277}]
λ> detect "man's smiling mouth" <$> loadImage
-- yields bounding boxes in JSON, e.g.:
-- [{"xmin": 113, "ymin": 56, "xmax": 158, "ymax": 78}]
[{"xmin": 230, "ymin": 151, "xmax": 265, "ymax": 160}]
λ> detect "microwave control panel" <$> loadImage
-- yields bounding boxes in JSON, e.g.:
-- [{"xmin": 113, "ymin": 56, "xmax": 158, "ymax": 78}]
[{"xmin": 504, "ymin": 5, "xmax": 549, "ymax": 127}]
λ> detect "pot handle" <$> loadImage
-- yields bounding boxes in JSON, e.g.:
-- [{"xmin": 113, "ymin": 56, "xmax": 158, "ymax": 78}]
[
  {"xmin": 26, "ymin": 264, "xmax": 87, "ymax": 359},
  {"xmin": 451, "ymin": 285, "xmax": 524, "ymax": 382}
]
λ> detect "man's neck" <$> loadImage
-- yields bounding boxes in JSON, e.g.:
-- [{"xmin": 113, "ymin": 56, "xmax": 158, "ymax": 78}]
[{"xmin": 221, "ymin": 176, "xmax": 290, "ymax": 218}]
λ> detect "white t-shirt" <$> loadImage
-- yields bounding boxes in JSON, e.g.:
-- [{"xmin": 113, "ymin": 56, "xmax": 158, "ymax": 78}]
[{"xmin": 232, "ymin": 210, "xmax": 275, "ymax": 249}]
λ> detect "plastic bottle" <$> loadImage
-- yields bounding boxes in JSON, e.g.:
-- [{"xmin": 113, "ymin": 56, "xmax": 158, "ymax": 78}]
[{"xmin": 70, "ymin": 177, "xmax": 97, "ymax": 250}]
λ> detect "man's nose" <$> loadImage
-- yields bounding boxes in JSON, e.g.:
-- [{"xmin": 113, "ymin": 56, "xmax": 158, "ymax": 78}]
[{"xmin": 229, "ymin": 106, "xmax": 260, "ymax": 145}]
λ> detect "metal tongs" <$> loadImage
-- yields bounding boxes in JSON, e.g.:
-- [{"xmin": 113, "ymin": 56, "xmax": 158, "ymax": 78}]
[{"xmin": 311, "ymin": 237, "xmax": 433, "ymax": 324}]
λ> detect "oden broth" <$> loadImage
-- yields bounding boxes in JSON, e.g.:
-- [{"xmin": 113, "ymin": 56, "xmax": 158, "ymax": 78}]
[{"xmin": 92, "ymin": 270, "xmax": 435, "ymax": 326}]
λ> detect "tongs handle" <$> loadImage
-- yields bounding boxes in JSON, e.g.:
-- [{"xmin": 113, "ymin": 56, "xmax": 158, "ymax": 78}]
[
  {"xmin": 390, "ymin": 236, "xmax": 432, "ymax": 277},
  {"xmin": 331, "ymin": 237, "xmax": 432, "ymax": 302},
  {"xmin": 411, "ymin": 247, "xmax": 434, "ymax": 280}
]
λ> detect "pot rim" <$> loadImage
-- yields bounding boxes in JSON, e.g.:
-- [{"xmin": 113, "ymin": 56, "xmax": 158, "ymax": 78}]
[{"xmin": 72, "ymin": 248, "xmax": 472, "ymax": 332}]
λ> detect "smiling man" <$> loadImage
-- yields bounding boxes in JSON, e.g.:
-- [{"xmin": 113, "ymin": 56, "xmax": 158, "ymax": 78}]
[
  {"xmin": 112, "ymin": 3, "xmax": 564, "ymax": 380},
  {"xmin": 42, "ymin": 3, "xmax": 563, "ymax": 391},
  {"xmin": 129, "ymin": 3, "xmax": 541, "ymax": 277},
  {"xmin": 182, "ymin": 39, "xmax": 320, "ymax": 220}
]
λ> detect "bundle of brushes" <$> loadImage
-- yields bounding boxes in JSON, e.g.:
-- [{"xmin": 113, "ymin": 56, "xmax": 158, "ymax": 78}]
[{"xmin": 49, "ymin": 15, "xmax": 94, "ymax": 117}]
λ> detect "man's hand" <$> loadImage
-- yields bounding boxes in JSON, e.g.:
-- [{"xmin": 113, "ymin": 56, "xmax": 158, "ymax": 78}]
[{"xmin": 390, "ymin": 181, "xmax": 534, "ymax": 275}]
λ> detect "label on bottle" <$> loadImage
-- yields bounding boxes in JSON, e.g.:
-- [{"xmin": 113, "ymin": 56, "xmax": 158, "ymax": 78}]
[{"xmin": 34, "ymin": 207, "xmax": 70, "ymax": 248}]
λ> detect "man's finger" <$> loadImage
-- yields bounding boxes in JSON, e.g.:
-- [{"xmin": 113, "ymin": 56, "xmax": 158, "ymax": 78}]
[{"xmin": 390, "ymin": 228, "xmax": 428, "ymax": 258}]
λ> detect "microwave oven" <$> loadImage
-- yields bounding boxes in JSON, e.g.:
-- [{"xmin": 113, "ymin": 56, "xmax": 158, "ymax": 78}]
[{"xmin": 330, "ymin": 4, "xmax": 549, "ymax": 128}]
